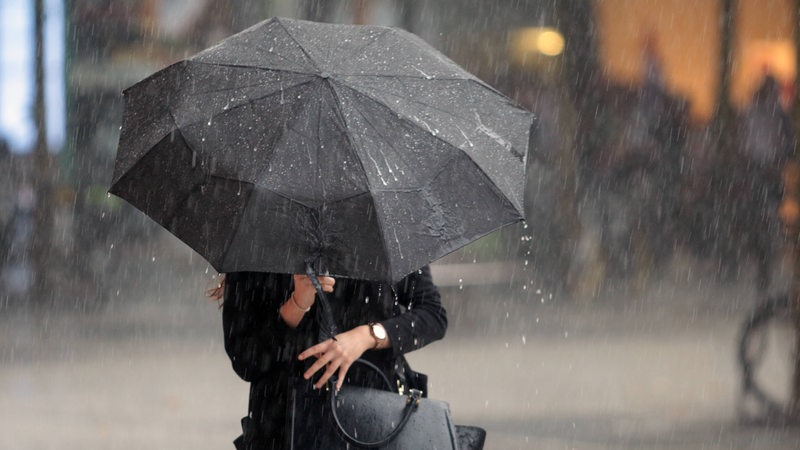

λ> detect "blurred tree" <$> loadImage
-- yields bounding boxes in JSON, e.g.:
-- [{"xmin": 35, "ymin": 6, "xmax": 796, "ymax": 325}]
[{"xmin": 32, "ymin": 0, "xmax": 54, "ymax": 303}]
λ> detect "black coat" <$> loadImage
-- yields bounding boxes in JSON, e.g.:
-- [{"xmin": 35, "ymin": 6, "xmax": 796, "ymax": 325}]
[{"xmin": 222, "ymin": 265, "xmax": 447, "ymax": 449}]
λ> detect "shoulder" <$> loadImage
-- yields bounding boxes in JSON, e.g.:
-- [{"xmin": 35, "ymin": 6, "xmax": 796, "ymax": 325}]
[{"xmin": 394, "ymin": 265, "xmax": 437, "ymax": 292}]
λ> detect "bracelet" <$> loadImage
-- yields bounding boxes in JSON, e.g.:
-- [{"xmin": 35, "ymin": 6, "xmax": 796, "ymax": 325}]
[{"xmin": 290, "ymin": 293, "xmax": 311, "ymax": 312}]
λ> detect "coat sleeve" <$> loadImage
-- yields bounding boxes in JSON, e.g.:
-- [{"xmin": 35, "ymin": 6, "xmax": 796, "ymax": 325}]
[
  {"xmin": 381, "ymin": 265, "xmax": 448, "ymax": 358},
  {"xmin": 222, "ymin": 272, "xmax": 313, "ymax": 382}
]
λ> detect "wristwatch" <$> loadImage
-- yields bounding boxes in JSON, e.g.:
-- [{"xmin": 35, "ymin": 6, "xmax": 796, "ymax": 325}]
[{"xmin": 368, "ymin": 322, "xmax": 387, "ymax": 349}]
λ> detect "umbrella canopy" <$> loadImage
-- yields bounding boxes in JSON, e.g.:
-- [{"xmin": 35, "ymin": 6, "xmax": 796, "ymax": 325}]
[{"xmin": 110, "ymin": 17, "xmax": 534, "ymax": 283}]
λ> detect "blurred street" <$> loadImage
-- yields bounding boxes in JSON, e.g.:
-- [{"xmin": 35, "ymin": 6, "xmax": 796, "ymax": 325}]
[
  {"xmin": 2, "ymin": 233, "xmax": 800, "ymax": 449},
  {"xmin": 3, "ymin": 2, "xmax": 800, "ymax": 449}
]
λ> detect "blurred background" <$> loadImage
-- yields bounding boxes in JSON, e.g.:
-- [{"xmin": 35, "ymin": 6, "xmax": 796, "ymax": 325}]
[{"xmin": 3, "ymin": 0, "xmax": 800, "ymax": 448}]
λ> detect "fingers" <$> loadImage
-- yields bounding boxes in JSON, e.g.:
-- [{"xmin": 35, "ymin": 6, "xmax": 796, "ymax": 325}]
[
  {"xmin": 298, "ymin": 341, "xmax": 328, "ymax": 361},
  {"xmin": 315, "ymin": 361, "xmax": 340, "ymax": 389},
  {"xmin": 298, "ymin": 327, "xmax": 367, "ymax": 389},
  {"xmin": 304, "ymin": 354, "xmax": 333, "ymax": 386},
  {"xmin": 297, "ymin": 339, "xmax": 353, "ymax": 389},
  {"xmin": 335, "ymin": 361, "xmax": 353, "ymax": 391},
  {"xmin": 315, "ymin": 276, "xmax": 335, "ymax": 292},
  {"xmin": 299, "ymin": 340, "xmax": 336, "ymax": 381}
]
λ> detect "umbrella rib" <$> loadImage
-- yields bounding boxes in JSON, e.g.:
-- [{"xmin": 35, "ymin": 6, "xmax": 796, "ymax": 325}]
[
  {"xmin": 189, "ymin": 60, "xmax": 480, "ymax": 82},
  {"xmin": 327, "ymin": 28, "xmax": 393, "ymax": 71},
  {"xmin": 337, "ymin": 82, "xmax": 472, "ymax": 155},
  {"xmin": 177, "ymin": 79, "xmax": 316, "ymax": 128},
  {"xmin": 186, "ymin": 71, "xmax": 312, "ymax": 97},
  {"xmin": 345, "ymin": 78, "xmax": 528, "ymax": 163},
  {"xmin": 324, "ymin": 82, "xmax": 398, "ymax": 277},
  {"xmin": 344, "ymin": 74, "xmax": 476, "ymax": 82},
  {"xmin": 188, "ymin": 60, "xmax": 319, "ymax": 79},
  {"xmin": 333, "ymin": 84, "xmax": 509, "ymax": 277},
  {"xmin": 349, "ymin": 78, "xmax": 501, "ymax": 126},
  {"xmin": 340, "ymin": 83, "xmax": 526, "ymax": 213},
  {"xmin": 276, "ymin": 19, "xmax": 322, "ymax": 73}
]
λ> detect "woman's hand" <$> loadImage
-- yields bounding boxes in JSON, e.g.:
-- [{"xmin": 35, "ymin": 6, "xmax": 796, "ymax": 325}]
[
  {"xmin": 292, "ymin": 274, "xmax": 335, "ymax": 309},
  {"xmin": 280, "ymin": 274, "xmax": 335, "ymax": 329},
  {"xmin": 298, "ymin": 325, "xmax": 373, "ymax": 390}
]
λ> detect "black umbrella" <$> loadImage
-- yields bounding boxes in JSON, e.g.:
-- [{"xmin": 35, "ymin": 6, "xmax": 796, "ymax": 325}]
[{"xmin": 110, "ymin": 17, "xmax": 534, "ymax": 283}]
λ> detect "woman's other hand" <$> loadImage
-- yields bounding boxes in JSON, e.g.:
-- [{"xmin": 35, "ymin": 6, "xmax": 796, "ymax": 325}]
[
  {"xmin": 292, "ymin": 274, "xmax": 335, "ymax": 308},
  {"xmin": 298, "ymin": 325, "xmax": 373, "ymax": 390},
  {"xmin": 280, "ymin": 274, "xmax": 335, "ymax": 328}
]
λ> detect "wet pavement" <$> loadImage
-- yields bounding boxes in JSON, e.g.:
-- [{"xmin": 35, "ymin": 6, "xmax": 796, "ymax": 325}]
[{"xmin": 2, "ymin": 234, "xmax": 800, "ymax": 449}]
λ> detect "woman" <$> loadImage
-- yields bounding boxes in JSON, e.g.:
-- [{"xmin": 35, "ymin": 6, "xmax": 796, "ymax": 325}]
[{"xmin": 218, "ymin": 265, "xmax": 447, "ymax": 449}]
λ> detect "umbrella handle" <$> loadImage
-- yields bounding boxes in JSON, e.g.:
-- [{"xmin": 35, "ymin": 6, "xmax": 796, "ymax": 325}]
[{"xmin": 305, "ymin": 262, "xmax": 339, "ymax": 341}]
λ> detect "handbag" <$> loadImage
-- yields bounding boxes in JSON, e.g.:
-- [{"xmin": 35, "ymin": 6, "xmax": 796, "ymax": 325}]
[
  {"xmin": 286, "ymin": 266, "xmax": 485, "ymax": 449},
  {"xmin": 286, "ymin": 358, "xmax": 459, "ymax": 449}
]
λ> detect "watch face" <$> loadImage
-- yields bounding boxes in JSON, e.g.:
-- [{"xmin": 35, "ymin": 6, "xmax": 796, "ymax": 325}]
[{"xmin": 372, "ymin": 324, "xmax": 387, "ymax": 340}]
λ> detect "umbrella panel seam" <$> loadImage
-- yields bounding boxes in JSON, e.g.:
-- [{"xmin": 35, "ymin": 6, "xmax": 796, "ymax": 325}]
[
  {"xmin": 174, "ymin": 79, "xmax": 316, "ymax": 130},
  {"xmin": 336, "ymin": 82, "xmax": 527, "ymax": 212},
  {"xmin": 189, "ymin": 58, "xmax": 481, "ymax": 82},
  {"xmin": 276, "ymin": 19, "xmax": 322, "ymax": 74},
  {"xmin": 324, "ymin": 81, "xmax": 395, "ymax": 279}
]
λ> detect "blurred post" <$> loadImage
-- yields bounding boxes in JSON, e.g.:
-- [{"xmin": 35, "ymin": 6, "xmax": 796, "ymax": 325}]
[
  {"xmin": 711, "ymin": 0, "xmax": 740, "ymax": 286},
  {"xmin": 554, "ymin": 0, "xmax": 603, "ymax": 297},
  {"xmin": 714, "ymin": 0, "xmax": 736, "ymax": 168},
  {"xmin": 32, "ymin": 0, "xmax": 54, "ymax": 303},
  {"xmin": 788, "ymin": 0, "xmax": 800, "ymax": 420},
  {"xmin": 716, "ymin": 0, "xmax": 736, "ymax": 148}
]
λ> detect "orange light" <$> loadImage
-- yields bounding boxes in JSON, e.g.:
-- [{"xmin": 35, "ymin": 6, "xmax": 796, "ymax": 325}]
[{"xmin": 510, "ymin": 27, "xmax": 565, "ymax": 60}]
